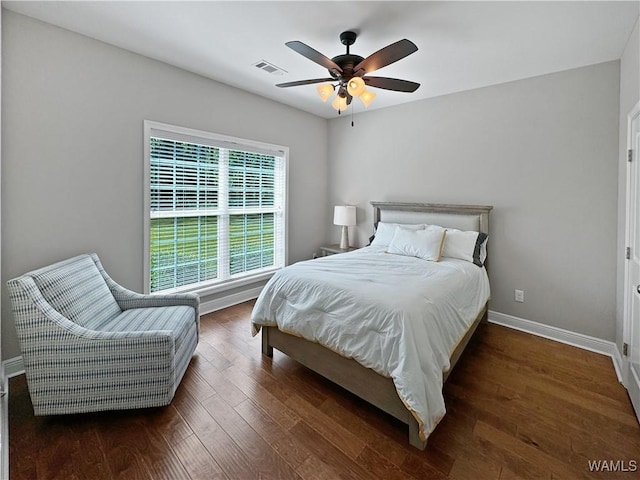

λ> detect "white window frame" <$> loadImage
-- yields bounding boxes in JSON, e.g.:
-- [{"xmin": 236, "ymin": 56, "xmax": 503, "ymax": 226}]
[{"xmin": 143, "ymin": 120, "xmax": 288, "ymax": 295}]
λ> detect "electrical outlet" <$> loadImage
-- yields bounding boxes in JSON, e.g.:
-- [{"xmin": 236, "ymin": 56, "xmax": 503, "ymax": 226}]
[{"xmin": 515, "ymin": 289, "xmax": 525, "ymax": 303}]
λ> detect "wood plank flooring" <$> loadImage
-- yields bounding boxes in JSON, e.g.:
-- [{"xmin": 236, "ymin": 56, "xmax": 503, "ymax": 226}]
[{"xmin": 9, "ymin": 301, "xmax": 640, "ymax": 479}]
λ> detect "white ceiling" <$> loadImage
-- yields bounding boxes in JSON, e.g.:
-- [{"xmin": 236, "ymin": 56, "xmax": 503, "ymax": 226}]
[{"xmin": 4, "ymin": 1, "xmax": 639, "ymax": 119}]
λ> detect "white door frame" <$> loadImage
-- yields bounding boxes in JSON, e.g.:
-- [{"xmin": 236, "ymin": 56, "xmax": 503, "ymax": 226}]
[
  {"xmin": 0, "ymin": 6, "xmax": 7, "ymax": 477},
  {"xmin": 622, "ymin": 100, "xmax": 640, "ymax": 422}
]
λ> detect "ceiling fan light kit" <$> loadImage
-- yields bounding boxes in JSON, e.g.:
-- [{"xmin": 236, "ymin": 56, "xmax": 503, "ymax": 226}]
[
  {"xmin": 276, "ymin": 30, "xmax": 420, "ymax": 115},
  {"xmin": 316, "ymin": 83, "xmax": 335, "ymax": 102},
  {"xmin": 331, "ymin": 95, "xmax": 348, "ymax": 111},
  {"xmin": 359, "ymin": 89, "xmax": 376, "ymax": 108},
  {"xmin": 346, "ymin": 76, "xmax": 366, "ymax": 97}
]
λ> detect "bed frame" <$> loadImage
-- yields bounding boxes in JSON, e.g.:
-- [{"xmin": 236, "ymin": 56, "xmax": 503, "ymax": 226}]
[{"xmin": 261, "ymin": 202, "xmax": 493, "ymax": 449}]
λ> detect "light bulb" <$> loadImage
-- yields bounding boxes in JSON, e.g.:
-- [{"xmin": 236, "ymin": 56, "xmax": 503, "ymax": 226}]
[{"xmin": 346, "ymin": 77, "xmax": 366, "ymax": 97}]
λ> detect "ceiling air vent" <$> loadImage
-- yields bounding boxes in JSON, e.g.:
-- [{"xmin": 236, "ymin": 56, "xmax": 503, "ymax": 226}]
[{"xmin": 253, "ymin": 60, "xmax": 287, "ymax": 76}]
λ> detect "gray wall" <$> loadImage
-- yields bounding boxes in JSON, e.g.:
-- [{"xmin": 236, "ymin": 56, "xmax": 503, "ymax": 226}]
[
  {"xmin": 1, "ymin": 11, "xmax": 328, "ymax": 360},
  {"xmin": 327, "ymin": 61, "xmax": 620, "ymax": 341},
  {"xmin": 616, "ymin": 17, "xmax": 640, "ymax": 354}
]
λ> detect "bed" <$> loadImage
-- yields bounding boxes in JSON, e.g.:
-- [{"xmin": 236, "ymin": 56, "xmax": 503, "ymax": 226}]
[{"xmin": 251, "ymin": 201, "xmax": 492, "ymax": 449}]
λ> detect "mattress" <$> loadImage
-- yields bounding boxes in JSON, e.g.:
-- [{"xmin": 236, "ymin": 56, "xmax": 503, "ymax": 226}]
[{"xmin": 251, "ymin": 245, "xmax": 490, "ymax": 440}]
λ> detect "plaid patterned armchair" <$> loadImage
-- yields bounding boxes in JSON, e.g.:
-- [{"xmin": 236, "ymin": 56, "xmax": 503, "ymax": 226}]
[{"xmin": 7, "ymin": 253, "xmax": 199, "ymax": 415}]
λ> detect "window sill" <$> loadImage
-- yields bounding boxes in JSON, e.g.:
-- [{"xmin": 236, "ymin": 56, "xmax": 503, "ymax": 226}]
[{"xmin": 151, "ymin": 268, "xmax": 280, "ymax": 298}]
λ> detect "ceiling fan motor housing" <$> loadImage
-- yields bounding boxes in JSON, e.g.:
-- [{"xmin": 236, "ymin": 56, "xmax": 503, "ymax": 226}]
[
  {"xmin": 331, "ymin": 31, "xmax": 363, "ymax": 81},
  {"xmin": 329, "ymin": 54, "xmax": 365, "ymax": 80}
]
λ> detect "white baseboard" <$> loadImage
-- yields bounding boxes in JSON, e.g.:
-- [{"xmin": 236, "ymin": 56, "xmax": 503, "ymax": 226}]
[
  {"xmin": 3, "ymin": 356, "xmax": 24, "ymax": 378},
  {"xmin": 199, "ymin": 286, "xmax": 262, "ymax": 316},
  {"xmin": 611, "ymin": 345, "xmax": 625, "ymax": 386},
  {"xmin": 0, "ymin": 372, "xmax": 7, "ymax": 480},
  {"xmin": 488, "ymin": 310, "xmax": 623, "ymax": 383}
]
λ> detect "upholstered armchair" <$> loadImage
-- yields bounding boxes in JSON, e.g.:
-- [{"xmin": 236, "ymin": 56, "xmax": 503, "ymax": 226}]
[{"xmin": 7, "ymin": 253, "xmax": 199, "ymax": 415}]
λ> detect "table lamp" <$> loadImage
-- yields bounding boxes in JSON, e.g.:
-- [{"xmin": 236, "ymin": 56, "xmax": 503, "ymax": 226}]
[{"xmin": 333, "ymin": 205, "xmax": 356, "ymax": 249}]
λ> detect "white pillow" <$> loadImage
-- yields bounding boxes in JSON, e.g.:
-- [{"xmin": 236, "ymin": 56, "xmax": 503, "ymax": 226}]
[
  {"xmin": 387, "ymin": 227, "xmax": 447, "ymax": 262},
  {"xmin": 442, "ymin": 229, "xmax": 488, "ymax": 267},
  {"xmin": 370, "ymin": 222, "xmax": 424, "ymax": 247},
  {"xmin": 424, "ymin": 224, "xmax": 446, "ymax": 233}
]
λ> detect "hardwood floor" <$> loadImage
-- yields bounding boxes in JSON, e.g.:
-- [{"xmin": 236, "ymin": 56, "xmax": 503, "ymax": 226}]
[{"xmin": 9, "ymin": 301, "xmax": 640, "ymax": 479}]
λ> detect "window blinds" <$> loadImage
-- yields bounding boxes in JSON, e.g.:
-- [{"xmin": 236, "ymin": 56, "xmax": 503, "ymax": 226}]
[{"xmin": 148, "ymin": 125, "xmax": 286, "ymax": 293}]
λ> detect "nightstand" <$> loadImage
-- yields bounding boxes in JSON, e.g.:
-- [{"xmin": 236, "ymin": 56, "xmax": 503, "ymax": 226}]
[{"xmin": 319, "ymin": 244, "xmax": 358, "ymax": 257}]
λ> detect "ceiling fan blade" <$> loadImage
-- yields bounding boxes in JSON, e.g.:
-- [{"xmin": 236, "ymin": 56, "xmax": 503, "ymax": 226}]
[
  {"xmin": 276, "ymin": 78, "xmax": 335, "ymax": 88},
  {"xmin": 286, "ymin": 41, "xmax": 343, "ymax": 73},
  {"xmin": 364, "ymin": 76, "xmax": 420, "ymax": 92},
  {"xmin": 354, "ymin": 39, "xmax": 418, "ymax": 74}
]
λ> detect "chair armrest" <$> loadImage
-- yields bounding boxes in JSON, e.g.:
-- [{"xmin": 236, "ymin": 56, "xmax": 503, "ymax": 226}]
[{"xmin": 110, "ymin": 283, "xmax": 200, "ymax": 316}]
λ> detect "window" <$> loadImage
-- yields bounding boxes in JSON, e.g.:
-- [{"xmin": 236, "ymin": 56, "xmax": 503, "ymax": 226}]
[{"xmin": 144, "ymin": 121, "xmax": 287, "ymax": 294}]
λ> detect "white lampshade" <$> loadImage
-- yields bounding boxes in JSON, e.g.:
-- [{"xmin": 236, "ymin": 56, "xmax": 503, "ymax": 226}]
[
  {"xmin": 359, "ymin": 89, "xmax": 376, "ymax": 107},
  {"xmin": 347, "ymin": 77, "xmax": 366, "ymax": 97},
  {"xmin": 333, "ymin": 205, "xmax": 356, "ymax": 226},
  {"xmin": 317, "ymin": 83, "xmax": 334, "ymax": 102}
]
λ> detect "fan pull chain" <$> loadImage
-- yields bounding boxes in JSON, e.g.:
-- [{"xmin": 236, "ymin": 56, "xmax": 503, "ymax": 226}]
[{"xmin": 351, "ymin": 102, "xmax": 354, "ymax": 127}]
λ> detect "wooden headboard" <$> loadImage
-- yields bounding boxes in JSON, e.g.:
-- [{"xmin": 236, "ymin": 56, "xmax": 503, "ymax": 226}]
[{"xmin": 371, "ymin": 201, "xmax": 492, "ymax": 235}]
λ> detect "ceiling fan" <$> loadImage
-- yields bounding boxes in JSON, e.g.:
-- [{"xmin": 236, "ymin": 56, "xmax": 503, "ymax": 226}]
[{"xmin": 276, "ymin": 31, "xmax": 420, "ymax": 112}]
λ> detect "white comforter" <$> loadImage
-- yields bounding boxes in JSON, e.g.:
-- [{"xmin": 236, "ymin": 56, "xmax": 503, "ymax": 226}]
[{"xmin": 250, "ymin": 245, "xmax": 490, "ymax": 441}]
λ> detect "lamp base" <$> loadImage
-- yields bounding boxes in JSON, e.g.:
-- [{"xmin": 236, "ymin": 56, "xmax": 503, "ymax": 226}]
[{"xmin": 340, "ymin": 226, "xmax": 349, "ymax": 250}]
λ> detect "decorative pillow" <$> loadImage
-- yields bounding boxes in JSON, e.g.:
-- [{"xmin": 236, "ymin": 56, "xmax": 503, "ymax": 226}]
[
  {"xmin": 387, "ymin": 227, "xmax": 447, "ymax": 262},
  {"xmin": 441, "ymin": 229, "xmax": 488, "ymax": 267},
  {"xmin": 370, "ymin": 222, "xmax": 424, "ymax": 247}
]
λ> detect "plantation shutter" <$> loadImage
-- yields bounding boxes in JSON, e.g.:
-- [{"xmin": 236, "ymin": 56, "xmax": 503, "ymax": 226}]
[{"xmin": 147, "ymin": 123, "xmax": 286, "ymax": 293}]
